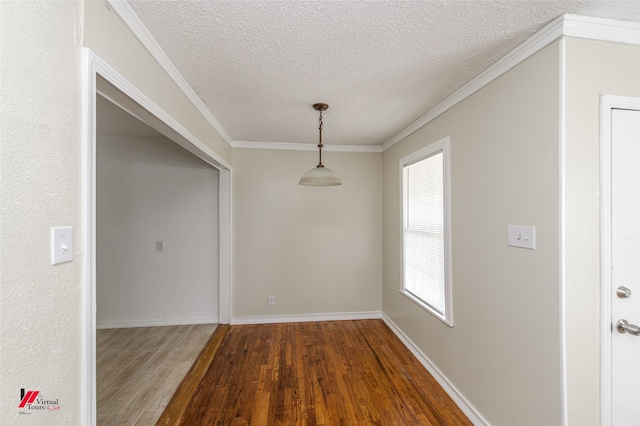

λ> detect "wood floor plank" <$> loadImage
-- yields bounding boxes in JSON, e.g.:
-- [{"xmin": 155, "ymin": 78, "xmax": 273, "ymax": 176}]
[
  {"xmin": 135, "ymin": 409, "xmax": 163, "ymax": 425},
  {"xmin": 156, "ymin": 324, "xmax": 229, "ymax": 426},
  {"xmin": 97, "ymin": 324, "xmax": 217, "ymax": 425},
  {"xmin": 174, "ymin": 320, "xmax": 471, "ymax": 426}
]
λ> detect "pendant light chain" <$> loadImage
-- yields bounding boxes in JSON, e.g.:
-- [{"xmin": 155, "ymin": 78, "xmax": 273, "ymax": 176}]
[
  {"xmin": 317, "ymin": 109, "xmax": 324, "ymax": 168},
  {"xmin": 298, "ymin": 102, "xmax": 341, "ymax": 186}
]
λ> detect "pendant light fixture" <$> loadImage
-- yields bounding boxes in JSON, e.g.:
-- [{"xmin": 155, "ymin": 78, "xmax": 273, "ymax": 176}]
[{"xmin": 299, "ymin": 103, "xmax": 342, "ymax": 186}]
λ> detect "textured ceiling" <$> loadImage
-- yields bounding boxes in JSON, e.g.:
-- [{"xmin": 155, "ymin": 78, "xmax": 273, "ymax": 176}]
[{"xmin": 127, "ymin": 0, "xmax": 640, "ymax": 147}]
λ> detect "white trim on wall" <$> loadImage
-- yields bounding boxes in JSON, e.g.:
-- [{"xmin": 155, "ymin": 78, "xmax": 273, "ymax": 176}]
[
  {"xmin": 599, "ymin": 94, "xmax": 640, "ymax": 426},
  {"xmin": 600, "ymin": 95, "xmax": 614, "ymax": 426},
  {"xmin": 558, "ymin": 38, "xmax": 568, "ymax": 426},
  {"xmin": 231, "ymin": 311, "xmax": 382, "ymax": 325},
  {"xmin": 81, "ymin": 48, "xmax": 98, "ymax": 426},
  {"xmin": 219, "ymin": 169, "xmax": 232, "ymax": 324},
  {"xmin": 101, "ymin": 9, "xmax": 639, "ymax": 154},
  {"xmin": 382, "ymin": 15, "xmax": 566, "ymax": 151},
  {"xmin": 106, "ymin": 0, "xmax": 233, "ymax": 146},
  {"xmin": 382, "ymin": 314, "xmax": 489, "ymax": 426},
  {"xmin": 97, "ymin": 316, "xmax": 219, "ymax": 330},
  {"xmin": 563, "ymin": 14, "xmax": 640, "ymax": 45},
  {"xmin": 95, "ymin": 78, "xmax": 231, "ymax": 171},
  {"xmin": 381, "ymin": 14, "xmax": 640, "ymax": 151},
  {"xmin": 232, "ymin": 140, "xmax": 382, "ymax": 153},
  {"xmin": 83, "ymin": 48, "xmax": 233, "ymax": 425}
]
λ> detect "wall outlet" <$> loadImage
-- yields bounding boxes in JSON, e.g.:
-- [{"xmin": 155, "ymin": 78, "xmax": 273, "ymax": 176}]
[
  {"xmin": 268, "ymin": 295, "xmax": 275, "ymax": 305},
  {"xmin": 156, "ymin": 241, "xmax": 165, "ymax": 251},
  {"xmin": 507, "ymin": 225, "xmax": 536, "ymax": 249}
]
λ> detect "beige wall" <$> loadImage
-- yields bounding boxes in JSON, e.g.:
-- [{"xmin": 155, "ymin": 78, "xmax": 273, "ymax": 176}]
[
  {"xmin": 83, "ymin": 0, "xmax": 231, "ymax": 165},
  {"xmin": 97, "ymin": 134, "xmax": 219, "ymax": 328},
  {"xmin": 564, "ymin": 37, "xmax": 640, "ymax": 426},
  {"xmin": 232, "ymin": 149, "xmax": 383, "ymax": 320},
  {"xmin": 383, "ymin": 42, "xmax": 562, "ymax": 424},
  {"xmin": 0, "ymin": 1, "xmax": 84, "ymax": 424}
]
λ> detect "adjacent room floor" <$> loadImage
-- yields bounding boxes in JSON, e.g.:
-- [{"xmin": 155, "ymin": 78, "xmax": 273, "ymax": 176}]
[{"xmin": 96, "ymin": 323, "xmax": 217, "ymax": 425}]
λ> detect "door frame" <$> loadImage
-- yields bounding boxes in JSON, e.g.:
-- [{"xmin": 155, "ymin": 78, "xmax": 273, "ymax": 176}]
[
  {"xmin": 600, "ymin": 94, "xmax": 640, "ymax": 425},
  {"xmin": 82, "ymin": 49, "xmax": 232, "ymax": 425}
]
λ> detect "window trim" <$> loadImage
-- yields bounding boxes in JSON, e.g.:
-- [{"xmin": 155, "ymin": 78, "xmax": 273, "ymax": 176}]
[{"xmin": 398, "ymin": 136, "xmax": 453, "ymax": 327}]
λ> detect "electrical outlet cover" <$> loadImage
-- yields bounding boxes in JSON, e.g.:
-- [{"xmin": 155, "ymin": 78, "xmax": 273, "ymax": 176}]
[
  {"xmin": 507, "ymin": 225, "xmax": 535, "ymax": 249},
  {"xmin": 51, "ymin": 227, "xmax": 73, "ymax": 265}
]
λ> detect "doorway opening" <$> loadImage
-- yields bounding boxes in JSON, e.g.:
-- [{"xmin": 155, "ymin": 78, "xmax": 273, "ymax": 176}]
[
  {"xmin": 83, "ymin": 49, "xmax": 231, "ymax": 425},
  {"xmin": 96, "ymin": 95, "xmax": 220, "ymax": 328}
]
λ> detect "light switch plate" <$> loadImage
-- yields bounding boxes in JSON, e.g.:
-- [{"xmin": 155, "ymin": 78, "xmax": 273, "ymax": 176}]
[
  {"xmin": 508, "ymin": 225, "xmax": 535, "ymax": 249},
  {"xmin": 51, "ymin": 227, "xmax": 73, "ymax": 265}
]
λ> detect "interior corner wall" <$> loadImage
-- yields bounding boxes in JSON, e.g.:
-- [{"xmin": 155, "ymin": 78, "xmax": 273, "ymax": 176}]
[
  {"xmin": 0, "ymin": 1, "xmax": 84, "ymax": 424},
  {"xmin": 231, "ymin": 149, "xmax": 383, "ymax": 321},
  {"xmin": 96, "ymin": 134, "xmax": 219, "ymax": 328},
  {"xmin": 82, "ymin": 0, "xmax": 231, "ymax": 165},
  {"xmin": 382, "ymin": 41, "xmax": 562, "ymax": 425},
  {"xmin": 564, "ymin": 37, "xmax": 640, "ymax": 426}
]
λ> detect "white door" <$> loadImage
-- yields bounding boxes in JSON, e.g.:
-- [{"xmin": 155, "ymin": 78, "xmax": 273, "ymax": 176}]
[{"xmin": 611, "ymin": 107, "xmax": 640, "ymax": 426}]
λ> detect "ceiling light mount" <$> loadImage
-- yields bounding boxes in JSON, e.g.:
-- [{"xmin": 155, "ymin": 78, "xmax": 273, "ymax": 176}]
[
  {"xmin": 299, "ymin": 103, "xmax": 342, "ymax": 186},
  {"xmin": 313, "ymin": 103, "xmax": 328, "ymax": 112}
]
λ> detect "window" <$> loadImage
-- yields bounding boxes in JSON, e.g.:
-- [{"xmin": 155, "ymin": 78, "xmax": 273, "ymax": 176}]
[{"xmin": 400, "ymin": 137, "xmax": 452, "ymax": 326}]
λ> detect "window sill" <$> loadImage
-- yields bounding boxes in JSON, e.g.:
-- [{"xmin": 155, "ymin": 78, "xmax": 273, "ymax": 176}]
[{"xmin": 398, "ymin": 289, "xmax": 454, "ymax": 328}]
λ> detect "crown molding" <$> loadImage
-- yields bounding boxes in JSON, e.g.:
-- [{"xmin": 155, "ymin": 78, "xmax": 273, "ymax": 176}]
[
  {"xmin": 89, "ymin": 50, "xmax": 232, "ymax": 171},
  {"xmin": 562, "ymin": 14, "xmax": 640, "ymax": 45},
  {"xmin": 106, "ymin": 0, "xmax": 233, "ymax": 146},
  {"xmin": 232, "ymin": 140, "xmax": 383, "ymax": 153},
  {"xmin": 102, "ymin": 7, "xmax": 638, "ymax": 154},
  {"xmin": 381, "ymin": 14, "xmax": 640, "ymax": 152},
  {"xmin": 381, "ymin": 14, "xmax": 565, "ymax": 151}
]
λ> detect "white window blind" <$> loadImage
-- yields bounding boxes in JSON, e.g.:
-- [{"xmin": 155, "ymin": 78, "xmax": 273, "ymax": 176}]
[{"xmin": 401, "ymin": 138, "xmax": 451, "ymax": 324}]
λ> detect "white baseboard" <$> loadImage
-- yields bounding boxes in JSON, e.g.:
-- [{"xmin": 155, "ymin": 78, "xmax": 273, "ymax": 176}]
[
  {"xmin": 382, "ymin": 314, "xmax": 489, "ymax": 426},
  {"xmin": 96, "ymin": 316, "xmax": 219, "ymax": 329},
  {"xmin": 231, "ymin": 310, "xmax": 382, "ymax": 325}
]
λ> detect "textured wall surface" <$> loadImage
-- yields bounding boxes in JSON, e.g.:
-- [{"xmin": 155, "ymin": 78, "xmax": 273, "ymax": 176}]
[
  {"xmin": 232, "ymin": 149, "xmax": 383, "ymax": 320},
  {"xmin": 383, "ymin": 42, "xmax": 562, "ymax": 425},
  {"xmin": 0, "ymin": 1, "xmax": 83, "ymax": 424},
  {"xmin": 1, "ymin": 1, "xmax": 232, "ymax": 423},
  {"xmin": 97, "ymin": 134, "xmax": 219, "ymax": 328},
  {"xmin": 564, "ymin": 38, "xmax": 640, "ymax": 425}
]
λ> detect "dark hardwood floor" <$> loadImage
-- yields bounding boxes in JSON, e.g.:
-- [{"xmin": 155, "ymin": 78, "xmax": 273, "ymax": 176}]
[{"xmin": 159, "ymin": 319, "xmax": 470, "ymax": 425}]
